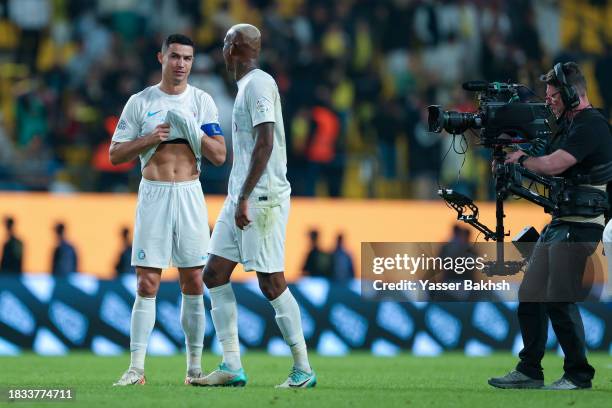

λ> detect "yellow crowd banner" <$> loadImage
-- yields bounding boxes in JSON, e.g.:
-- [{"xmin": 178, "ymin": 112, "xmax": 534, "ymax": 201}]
[{"xmin": 0, "ymin": 193, "xmax": 551, "ymax": 281}]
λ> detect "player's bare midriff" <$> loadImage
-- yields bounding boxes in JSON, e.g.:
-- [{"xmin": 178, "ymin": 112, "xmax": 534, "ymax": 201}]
[{"xmin": 142, "ymin": 142, "xmax": 199, "ymax": 182}]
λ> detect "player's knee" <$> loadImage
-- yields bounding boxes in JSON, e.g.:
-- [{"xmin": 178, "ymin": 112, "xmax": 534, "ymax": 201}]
[
  {"xmin": 258, "ymin": 278, "xmax": 286, "ymax": 300},
  {"xmin": 259, "ymin": 284, "xmax": 278, "ymax": 300},
  {"xmin": 202, "ymin": 268, "xmax": 216, "ymax": 288},
  {"xmin": 203, "ymin": 266, "xmax": 225, "ymax": 289},
  {"xmin": 137, "ymin": 275, "xmax": 159, "ymax": 297},
  {"xmin": 181, "ymin": 273, "xmax": 203, "ymax": 295}
]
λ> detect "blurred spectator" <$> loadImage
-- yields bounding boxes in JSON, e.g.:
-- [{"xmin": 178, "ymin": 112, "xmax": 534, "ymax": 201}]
[
  {"xmin": 331, "ymin": 233, "xmax": 354, "ymax": 283},
  {"xmin": 595, "ymin": 42, "xmax": 612, "ymax": 119},
  {"xmin": 92, "ymin": 116, "xmax": 136, "ymax": 192},
  {"xmin": 0, "ymin": 114, "xmax": 18, "ymax": 188},
  {"xmin": 408, "ymin": 97, "xmax": 442, "ymax": 199},
  {"xmin": 8, "ymin": 0, "xmax": 51, "ymax": 73},
  {"xmin": 302, "ymin": 229, "xmax": 331, "ymax": 278},
  {"xmin": 115, "ymin": 227, "xmax": 134, "ymax": 276},
  {"xmin": 435, "ymin": 224, "xmax": 479, "ymax": 300},
  {"xmin": 439, "ymin": 225, "xmax": 476, "ymax": 262},
  {"xmin": 374, "ymin": 97, "xmax": 403, "ymax": 180},
  {"xmin": 0, "ymin": 216, "xmax": 23, "ymax": 274},
  {"xmin": 51, "ymin": 222, "xmax": 78, "ymax": 276},
  {"xmin": 304, "ymin": 97, "xmax": 343, "ymax": 197},
  {"xmin": 189, "ymin": 55, "xmax": 232, "ymax": 194},
  {"xmin": 15, "ymin": 85, "xmax": 48, "ymax": 147}
]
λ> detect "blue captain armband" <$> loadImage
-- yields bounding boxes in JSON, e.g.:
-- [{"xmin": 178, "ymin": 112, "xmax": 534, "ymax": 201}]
[{"xmin": 201, "ymin": 123, "xmax": 224, "ymax": 137}]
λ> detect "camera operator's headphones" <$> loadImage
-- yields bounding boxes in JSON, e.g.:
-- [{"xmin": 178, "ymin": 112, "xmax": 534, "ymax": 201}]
[{"xmin": 553, "ymin": 62, "xmax": 580, "ymax": 109}]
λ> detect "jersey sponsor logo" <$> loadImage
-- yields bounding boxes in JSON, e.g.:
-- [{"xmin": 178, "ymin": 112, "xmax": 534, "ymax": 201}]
[
  {"xmin": 117, "ymin": 119, "xmax": 128, "ymax": 130},
  {"xmin": 147, "ymin": 110, "xmax": 162, "ymax": 117}
]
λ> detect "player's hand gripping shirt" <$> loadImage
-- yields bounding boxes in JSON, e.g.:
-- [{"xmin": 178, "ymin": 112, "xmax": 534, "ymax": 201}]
[{"xmin": 112, "ymin": 84, "xmax": 222, "ymax": 172}]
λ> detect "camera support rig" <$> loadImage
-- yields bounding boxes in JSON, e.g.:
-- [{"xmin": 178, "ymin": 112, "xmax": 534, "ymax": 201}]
[
  {"xmin": 439, "ymin": 145, "xmax": 566, "ymax": 275},
  {"xmin": 438, "ymin": 189, "xmax": 496, "ymax": 241}
]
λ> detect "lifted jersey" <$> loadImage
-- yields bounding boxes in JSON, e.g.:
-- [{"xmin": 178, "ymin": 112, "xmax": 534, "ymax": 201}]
[{"xmin": 112, "ymin": 84, "xmax": 220, "ymax": 172}]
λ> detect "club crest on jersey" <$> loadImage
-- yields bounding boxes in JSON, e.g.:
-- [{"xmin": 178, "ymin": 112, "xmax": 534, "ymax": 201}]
[
  {"xmin": 117, "ymin": 119, "xmax": 128, "ymax": 130},
  {"xmin": 137, "ymin": 249, "xmax": 146, "ymax": 260},
  {"xmin": 256, "ymin": 97, "xmax": 271, "ymax": 113}
]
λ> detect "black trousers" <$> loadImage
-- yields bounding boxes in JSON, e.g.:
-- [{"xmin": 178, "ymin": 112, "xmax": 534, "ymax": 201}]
[{"xmin": 516, "ymin": 220, "xmax": 600, "ymax": 387}]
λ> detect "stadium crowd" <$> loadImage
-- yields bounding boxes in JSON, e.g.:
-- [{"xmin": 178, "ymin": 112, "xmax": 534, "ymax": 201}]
[{"xmin": 0, "ymin": 0, "xmax": 609, "ymax": 199}]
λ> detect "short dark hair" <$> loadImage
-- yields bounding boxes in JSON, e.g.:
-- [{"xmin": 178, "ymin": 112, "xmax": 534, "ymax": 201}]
[
  {"xmin": 5, "ymin": 217, "xmax": 14, "ymax": 230},
  {"xmin": 540, "ymin": 61, "xmax": 587, "ymax": 96},
  {"xmin": 55, "ymin": 223, "xmax": 65, "ymax": 237},
  {"xmin": 161, "ymin": 34, "xmax": 194, "ymax": 54}
]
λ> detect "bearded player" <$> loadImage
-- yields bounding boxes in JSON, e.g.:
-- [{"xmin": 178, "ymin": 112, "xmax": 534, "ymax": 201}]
[
  {"xmin": 190, "ymin": 24, "xmax": 316, "ymax": 388},
  {"xmin": 110, "ymin": 34, "xmax": 226, "ymax": 386}
]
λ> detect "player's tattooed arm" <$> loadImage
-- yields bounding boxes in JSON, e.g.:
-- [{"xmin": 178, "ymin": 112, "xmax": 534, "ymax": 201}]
[
  {"xmin": 201, "ymin": 135, "xmax": 226, "ymax": 166},
  {"xmin": 235, "ymin": 122, "xmax": 274, "ymax": 229},
  {"xmin": 109, "ymin": 124, "xmax": 170, "ymax": 164}
]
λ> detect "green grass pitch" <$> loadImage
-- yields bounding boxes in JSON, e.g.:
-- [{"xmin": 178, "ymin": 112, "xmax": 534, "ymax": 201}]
[{"xmin": 1, "ymin": 352, "xmax": 611, "ymax": 407}]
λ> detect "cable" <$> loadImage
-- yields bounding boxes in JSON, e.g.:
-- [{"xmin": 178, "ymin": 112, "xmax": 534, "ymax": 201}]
[
  {"xmin": 437, "ymin": 133, "xmax": 456, "ymax": 190},
  {"xmin": 438, "ymin": 132, "xmax": 470, "ymax": 203},
  {"xmin": 454, "ymin": 133, "xmax": 468, "ymax": 185}
]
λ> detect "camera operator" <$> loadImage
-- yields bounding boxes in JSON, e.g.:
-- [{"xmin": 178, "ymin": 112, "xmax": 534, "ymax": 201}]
[{"xmin": 488, "ymin": 62, "xmax": 612, "ymax": 390}]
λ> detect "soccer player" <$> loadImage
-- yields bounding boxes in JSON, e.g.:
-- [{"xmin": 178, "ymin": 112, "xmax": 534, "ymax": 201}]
[
  {"xmin": 189, "ymin": 24, "xmax": 316, "ymax": 388},
  {"xmin": 109, "ymin": 34, "xmax": 226, "ymax": 386}
]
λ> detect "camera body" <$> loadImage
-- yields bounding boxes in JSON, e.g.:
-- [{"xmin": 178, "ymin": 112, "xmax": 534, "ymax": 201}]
[{"xmin": 427, "ymin": 81, "xmax": 557, "ymax": 148}]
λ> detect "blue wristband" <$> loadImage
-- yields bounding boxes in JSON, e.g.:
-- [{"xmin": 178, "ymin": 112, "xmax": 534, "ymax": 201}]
[{"xmin": 201, "ymin": 123, "xmax": 223, "ymax": 137}]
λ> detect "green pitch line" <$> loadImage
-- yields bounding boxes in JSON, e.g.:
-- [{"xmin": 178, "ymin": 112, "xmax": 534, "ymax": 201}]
[{"xmin": 0, "ymin": 352, "xmax": 610, "ymax": 408}]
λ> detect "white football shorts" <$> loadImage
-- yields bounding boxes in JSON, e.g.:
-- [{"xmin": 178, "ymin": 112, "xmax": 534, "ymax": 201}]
[
  {"xmin": 208, "ymin": 197, "xmax": 290, "ymax": 273},
  {"xmin": 132, "ymin": 178, "xmax": 210, "ymax": 268}
]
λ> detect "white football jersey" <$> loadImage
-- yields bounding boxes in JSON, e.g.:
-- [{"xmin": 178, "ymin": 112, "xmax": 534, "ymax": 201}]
[
  {"xmin": 112, "ymin": 84, "xmax": 221, "ymax": 172},
  {"xmin": 228, "ymin": 69, "xmax": 291, "ymax": 205}
]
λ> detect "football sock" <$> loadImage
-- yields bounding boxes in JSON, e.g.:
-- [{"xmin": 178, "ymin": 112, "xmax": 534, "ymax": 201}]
[
  {"xmin": 209, "ymin": 283, "xmax": 241, "ymax": 371},
  {"xmin": 270, "ymin": 288, "xmax": 311, "ymax": 373},
  {"xmin": 129, "ymin": 295, "xmax": 156, "ymax": 372},
  {"xmin": 180, "ymin": 293, "xmax": 205, "ymax": 373}
]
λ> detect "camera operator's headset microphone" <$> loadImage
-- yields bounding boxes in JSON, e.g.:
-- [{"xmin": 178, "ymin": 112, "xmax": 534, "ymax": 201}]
[{"xmin": 553, "ymin": 62, "xmax": 580, "ymax": 111}]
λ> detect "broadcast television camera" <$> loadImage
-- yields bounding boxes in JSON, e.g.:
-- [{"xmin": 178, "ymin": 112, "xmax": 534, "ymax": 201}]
[
  {"xmin": 427, "ymin": 81, "xmax": 556, "ymax": 147},
  {"xmin": 427, "ymin": 81, "xmax": 560, "ymax": 275}
]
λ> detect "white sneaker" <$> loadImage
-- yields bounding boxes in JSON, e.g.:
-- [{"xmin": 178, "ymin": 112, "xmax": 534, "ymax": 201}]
[
  {"xmin": 113, "ymin": 369, "xmax": 146, "ymax": 386},
  {"xmin": 544, "ymin": 377, "xmax": 591, "ymax": 390}
]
